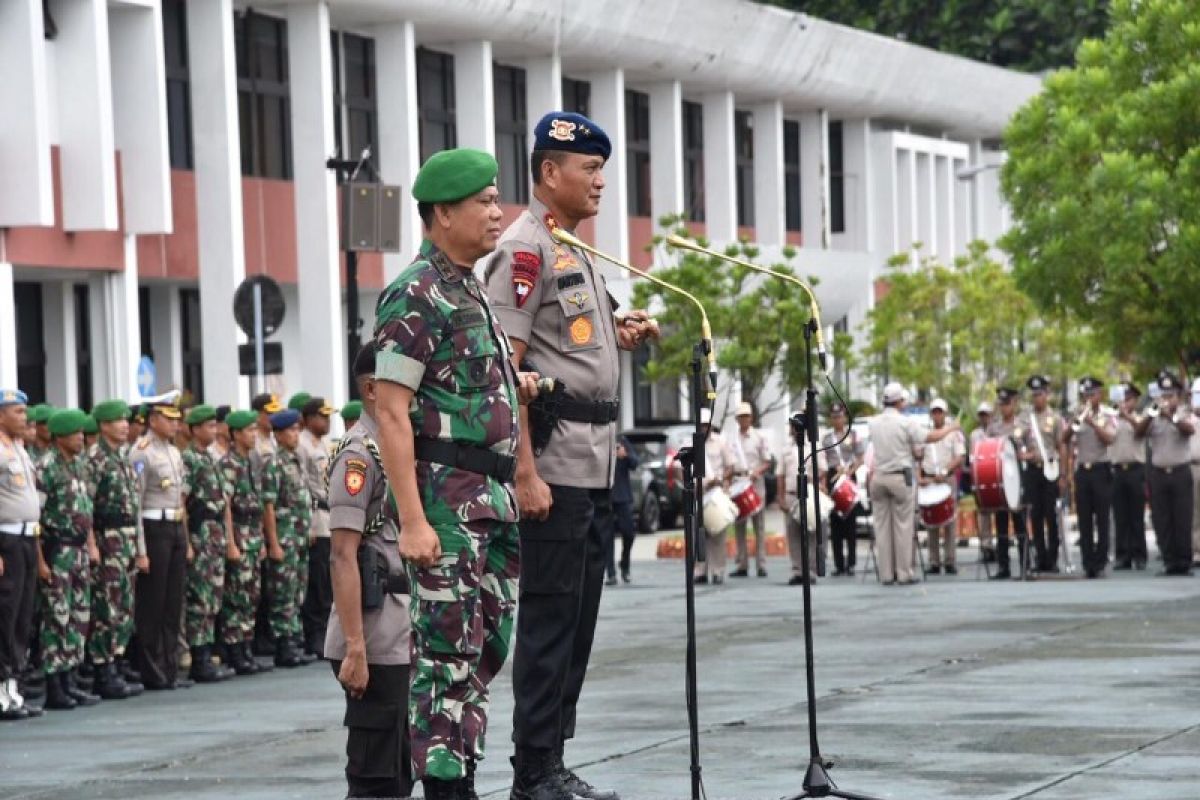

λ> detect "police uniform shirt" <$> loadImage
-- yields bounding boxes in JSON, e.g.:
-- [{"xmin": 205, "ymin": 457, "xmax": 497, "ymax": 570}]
[
  {"xmin": 1028, "ymin": 409, "xmax": 1064, "ymax": 465},
  {"xmin": 129, "ymin": 435, "xmax": 185, "ymax": 510},
  {"xmin": 968, "ymin": 426, "xmax": 991, "ymax": 458},
  {"xmin": 483, "ymin": 196, "xmax": 622, "ymax": 490},
  {"xmin": 821, "ymin": 428, "xmax": 864, "ymax": 473},
  {"xmin": 704, "ymin": 433, "xmax": 735, "ymax": 485},
  {"xmin": 1147, "ymin": 412, "xmax": 1195, "ymax": 468},
  {"xmin": 987, "ymin": 416, "xmax": 1035, "ymax": 458},
  {"xmin": 729, "ymin": 427, "xmax": 771, "ymax": 492},
  {"xmin": 921, "ymin": 429, "xmax": 965, "ymax": 476},
  {"xmin": 1109, "ymin": 414, "xmax": 1145, "ymax": 464},
  {"xmin": 869, "ymin": 407, "xmax": 929, "ymax": 474},
  {"xmin": 1073, "ymin": 410, "xmax": 1116, "ymax": 465},
  {"xmin": 323, "ymin": 412, "xmax": 411, "ymax": 666},
  {"xmin": 299, "ymin": 429, "xmax": 331, "ymax": 539},
  {"xmin": 0, "ymin": 436, "xmax": 40, "ymax": 525}
]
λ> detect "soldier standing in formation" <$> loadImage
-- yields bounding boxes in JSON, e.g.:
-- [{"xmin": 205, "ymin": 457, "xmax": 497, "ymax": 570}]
[
  {"xmin": 986, "ymin": 387, "xmax": 1033, "ymax": 579},
  {"xmin": 300, "ymin": 397, "xmax": 335, "ymax": 657},
  {"xmin": 85, "ymin": 399, "xmax": 145, "ymax": 700},
  {"xmin": 1138, "ymin": 371, "xmax": 1196, "ymax": 576},
  {"xmin": 37, "ymin": 409, "xmax": 100, "ymax": 710},
  {"xmin": 729, "ymin": 402, "xmax": 772, "ymax": 579},
  {"xmin": 1110, "ymin": 383, "xmax": 1148, "ymax": 570},
  {"xmin": 821, "ymin": 401, "xmax": 864, "ymax": 576},
  {"xmin": 1025, "ymin": 376, "xmax": 1068, "ymax": 573},
  {"xmin": 920, "ymin": 398, "xmax": 965, "ymax": 575},
  {"xmin": 1062, "ymin": 377, "xmax": 1116, "ymax": 579}
]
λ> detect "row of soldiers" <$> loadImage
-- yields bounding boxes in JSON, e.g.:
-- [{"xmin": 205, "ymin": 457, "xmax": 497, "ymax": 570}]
[{"xmin": 0, "ymin": 388, "xmax": 364, "ymax": 720}]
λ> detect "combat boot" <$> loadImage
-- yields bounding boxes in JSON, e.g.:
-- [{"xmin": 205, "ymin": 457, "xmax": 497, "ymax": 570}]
[
  {"xmin": 273, "ymin": 639, "xmax": 304, "ymax": 668},
  {"xmin": 92, "ymin": 662, "xmax": 138, "ymax": 700},
  {"xmin": 189, "ymin": 646, "xmax": 230, "ymax": 683},
  {"xmin": 43, "ymin": 673, "xmax": 77, "ymax": 710},
  {"xmin": 422, "ymin": 777, "xmax": 466, "ymax": 800},
  {"xmin": 245, "ymin": 641, "xmax": 272, "ymax": 672},
  {"xmin": 510, "ymin": 747, "xmax": 579, "ymax": 800},
  {"xmin": 555, "ymin": 748, "xmax": 620, "ymax": 800},
  {"xmin": 464, "ymin": 759, "xmax": 480, "ymax": 800},
  {"xmin": 290, "ymin": 637, "xmax": 317, "ymax": 665},
  {"xmin": 65, "ymin": 671, "xmax": 101, "ymax": 706},
  {"xmin": 226, "ymin": 643, "xmax": 258, "ymax": 676}
]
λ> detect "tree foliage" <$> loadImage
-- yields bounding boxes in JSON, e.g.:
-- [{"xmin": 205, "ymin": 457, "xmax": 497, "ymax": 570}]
[
  {"xmin": 770, "ymin": 0, "xmax": 1110, "ymax": 72},
  {"xmin": 1001, "ymin": 0, "xmax": 1200, "ymax": 379}
]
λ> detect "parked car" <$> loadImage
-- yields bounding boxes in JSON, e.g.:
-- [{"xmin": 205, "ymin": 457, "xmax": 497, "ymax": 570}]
[{"xmin": 622, "ymin": 426, "xmax": 694, "ymax": 531}]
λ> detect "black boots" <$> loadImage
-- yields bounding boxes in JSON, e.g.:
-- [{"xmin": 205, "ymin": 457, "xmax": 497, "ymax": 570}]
[
  {"xmin": 44, "ymin": 672, "xmax": 77, "ymax": 710},
  {"xmin": 510, "ymin": 748, "xmax": 577, "ymax": 800},
  {"xmin": 273, "ymin": 639, "xmax": 305, "ymax": 668},
  {"xmin": 189, "ymin": 646, "xmax": 234, "ymax": 683},
  {"xmin": 422, "ymin": 777, "xmax": 468, "ymax": 800},
  {"xmin": 92, "ymin": 661, "xmax": 141, "ymax": 699},
  {"xmin": 225, "ymin": 642, "xmax": 259, "ymax": 676},
  {"xmin": 553, "ymin": 748, "xmax": 619, "ymax": 800},
  {"xmin": 64, "ymin": 671, "xmax": 100, "ymax": 706},
  {"xmin": 246, "ymin": 641, "xmax": 272, "ymax": 672}
]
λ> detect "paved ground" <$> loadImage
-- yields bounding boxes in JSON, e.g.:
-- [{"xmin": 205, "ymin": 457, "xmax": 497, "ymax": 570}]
[{"xmin": 3, "ymin": 511, "xmax": 1199, "ymax": 800}]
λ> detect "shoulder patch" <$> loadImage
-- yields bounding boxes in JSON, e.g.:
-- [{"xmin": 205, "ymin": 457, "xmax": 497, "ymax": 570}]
[
  {"xmin": 344, "ymin": 460, "xmax": 367, "ymax": 496},
  {"xmin": 512, "ymin": 250, "xmax": 541, "ymax": 309}
]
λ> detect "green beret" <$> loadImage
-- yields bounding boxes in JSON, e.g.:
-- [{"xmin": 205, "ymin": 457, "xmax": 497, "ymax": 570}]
[
  {"xmin": 412, "ymin": 148, "xmax": 498, "ymax": 204},
  {"xmin": 48, "ymin": 408, "xmax": 88, "ymax": 437},
  {"xmin": 340, "ymin": 400, "xmax": 363, "ymax": 421},
  {"xmin": 185, "ymin": 404, "xmax": 217, "ymax": 426},
  {"xmin": 92, "ymin": 399, "xmax": 130, "ymax": 423},
  {"xmin": 31, "ymin": 404, "xmax": 55, "ymax": 424},
  {"xmin": 225, "ymin": 409, "xmax": 258, "ymax": 431},
  {"xmin": 287, "ymin": 392, "xmax": 312, "ymax": 411},
  {"xmin": 82, "ymin": 415, "xmax": 99, "ymax": 435}
]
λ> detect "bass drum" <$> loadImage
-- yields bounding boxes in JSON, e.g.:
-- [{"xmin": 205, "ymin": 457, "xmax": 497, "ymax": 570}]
[
  {"xmin": 971, "ymin": 437, "xmax": 1023, "ymax": 512},
  {"xmin": 702, "ymin": 487, "xmax": 738, "ymax": 533}
]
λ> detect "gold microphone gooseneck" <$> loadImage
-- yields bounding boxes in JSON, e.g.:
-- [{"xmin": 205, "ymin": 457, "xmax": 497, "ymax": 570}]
[
  {"xmin": 551, "ymin": 227, "xmax": 718, "ymax": 399},
  {"xmin": 665, "ymin": 234, "xmax": 828, "ymax": 371}
]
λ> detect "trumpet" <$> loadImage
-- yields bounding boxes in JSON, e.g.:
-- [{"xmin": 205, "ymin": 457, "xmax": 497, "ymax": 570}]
[
  {"xmin": 1070, "ymin": 404, "xmax": 1095, "ymax": 433},
  {"xmin": 1146, "ymin": 402, "xmax": 1161, "ymax": 419}
]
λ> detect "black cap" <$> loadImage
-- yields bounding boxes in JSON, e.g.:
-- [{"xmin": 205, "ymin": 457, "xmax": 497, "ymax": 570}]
[
  {"xmin": 301, "ymin": 397, "xmax": 335, "ymax": 417},
  {"xmin": 1026, "ymin": 375, "xmax": 1050, "ymax": 392},
  {"xmin": 1078, "ymin": 376, "xmax": 1104, "ymax": 393},
  {"xmin": 1121, "ymin": 382, "xmax": 1142, "ymax": 399},
  {"xmin": 353, "ymin": 343, "xmax": 377, "ymax": 378},
  {"xmin": 1156, "ymin": 370, "xmax": 1183, "ymax": 391},
  {"xmin": 251, "ymin": 393, "xmax": 282, "ymax": 413},
  {"xmin": 215, "ymin": 404, "xmax": 232, "ymax": 423},
  {"xmin": 996, "ymin": 387, "xmax": 1020, "ymax": 402}
]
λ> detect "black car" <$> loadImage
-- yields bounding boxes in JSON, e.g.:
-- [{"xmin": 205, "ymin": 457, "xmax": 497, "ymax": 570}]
[{"xmin": 622, "ymin": 426, "xmax": 694, "ymax": 532}]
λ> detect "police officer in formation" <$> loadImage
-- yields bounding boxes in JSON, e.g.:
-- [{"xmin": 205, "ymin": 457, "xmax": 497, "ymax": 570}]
[
  {"xmin": 1138, "ymin": 371, "xmax": 1196, "ymax": 576},
  {"xmin": 1025, "ymin": 376, "xmax": 1067, "ymax": 574},
  {"xmin": 1062, "ymin": 377, "xmax": 1116, "ymax": 579},
  {"xmin": 821, "ymin": 401, "xmax": 865, "ymax": 577},
  {"xmin": 987, "ymin": 387, "xmax": 1034, "ymax": 579},
  {"xmin": 1110, "ymin": 383, "xmax": 1148, "ymax": 570},
  {"xmin": 299, "ymin": 397, "xmax": 335, "ymax": 657}
]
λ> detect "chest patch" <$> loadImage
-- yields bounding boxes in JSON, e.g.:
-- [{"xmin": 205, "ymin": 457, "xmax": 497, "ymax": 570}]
[{"xmin": 569, "ymin": 316, "xmax": 594, "ymax": 346}]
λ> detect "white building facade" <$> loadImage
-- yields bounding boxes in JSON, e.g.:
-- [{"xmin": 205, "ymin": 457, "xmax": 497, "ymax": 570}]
[{"xmin": 0, "ymin": 0, "xmax": 1040, "ymax": 428}]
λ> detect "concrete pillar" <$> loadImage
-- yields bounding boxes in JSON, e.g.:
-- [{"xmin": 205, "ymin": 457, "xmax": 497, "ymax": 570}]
[
  {"xmin": 42, "ymin": 281, "xmax": 79, "ymax": 407},
  {"xmin": 586, "ymin": 68, "xmax": 629, "ymax": 273},
  {"xmin": 952, "ymin": 158, "xmax": 970, "ymax": 254},
  {"xmin": 936, "ymin": 155, "xmax": 955, "ymax": 259},
  {"xmin": 872, "ymin": 133, "xmax": 897, "ymax": 255},
  {"xmin": 649, "ymin": 80, "xmax": 684, "ymax": 223},
  {"xmin": 451, "ymin": 40, "xmax": 495, "ymax": 154},
  {"xmin": 524, "ymin": 54, "xmax": 562, "ymax": 127},
  {"xmin": 0, "ymin": 263, "xmax": 17, "ymax": 388},
  {"xmin": 0, "ymin": 0, "xmax": 54, "ymax": 227},
  {"xmin": 51, "ymin": 0, "xmax": 119, "ymax": 231},
  {"xmin": 752, "ymin": 100, "xmax": 785, "ymax": 247},
  {"xmin": 840, "ymin": 118, "xmax": 874, "ymax": 253},
  {"xmin": 148, "ymin": 284, "xmax": 183, "ymax": 392},
  {"xmin": 969, "ymin": 139, "xmax": 984, "ymax": 243},
  {"xmin": 375, "ymin": 20, "xmax": 423, "ymax": 281},
  {"xmin": 287, "ymin": 1, "xmax": 345, "ymax": 407},
  {"xmin": 895, "ymin": 148, "xmax": 918, "ymax": 261},
  {"xmin": 702, "ymin": 91, "xmax": 737, "ymax": 243},
  {"xmin": 916, "ymin": 152, "xmax": 933, "ymax": 257},
  {"xmin": 89, "ymin": 235, "xmax": 142, "ymax": 399},
  {"xmin": 186, "ymin": 0, "xmax": 247, "ymax": 405},
  {"xmin": 798, "ymin": 109, "xmax": 830, "ymax": 249}
]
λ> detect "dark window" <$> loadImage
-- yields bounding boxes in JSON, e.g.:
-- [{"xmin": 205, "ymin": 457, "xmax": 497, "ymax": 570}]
[
  {"xmin": 784, "ymin": 120, "xmax": 801, "ymax": 232},
  {"xmin": 180, "ymin": 288, "xmax": 204, "ymax": 401},
  {"xmin": 73, "ymin": 285, "xmax": 92, "ymax": 410},
  {"xmin": 561, "ymin": 78, "xmax": 590, "ymax": 117},
  {"xmin": 162, "ymin": 0, "xmax": 192, "ymax": 169},
  {"xmin": 332, "ymin": 32, "xmax": 378, "ymax": 162},
  {"xmin": 14, "ymin": 283, "xmax": 46, "ymax": 403},
  {"xmin": 138, "ymin": 287, "xmax": 153, "ymax": 360},
  {"xmin": 829, "ymin": 120, "xmax": 845, "ymax": 234},
  {"xmin": 494, "ymin": 64, "xmax": 528, "ymax": 204},
  {"xmin": 735, "ymin": 110, "xmax": 754, "ymax": 227},
  {"xmin": 416, "ymin": 47, "xmax": 456, "ymax": 163},
  {"xmin": 683, "ymin": 101, "xmax": 704, "ymax": 223},
  {"xmin": 632, "ymin": 345, "xmax": 683, "ymax": 425},
  {"xmin": 625, "ymin": 90, "xmax": 651, "ymax": 217},
  {"xmin": 235, "ymin": 11, "xmax": 292, "ymax": 179}
]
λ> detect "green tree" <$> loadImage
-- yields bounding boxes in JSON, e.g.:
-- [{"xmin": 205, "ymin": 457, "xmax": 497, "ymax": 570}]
[
  {"xmin": 1001, "ymin": 0, "xmax": 1200, "ymax": 379},
  {"xmin": 767, "ymin": 0, "xmax": 1111, "ymax": 72}
]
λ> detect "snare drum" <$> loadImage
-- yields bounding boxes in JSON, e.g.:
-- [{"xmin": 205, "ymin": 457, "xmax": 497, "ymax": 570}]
[
  {"xmin": 702, "ymin": 487, "xmax": 738, "ymax": 533},
  {"xmin": 729, "ymin": 478, "xmax": 764, "ymax": 521},
  {"xmin": 971, "ymin": 437, "xmax": 1023, "ymax": 511},
  {"xmin": 830, "ymin": 475, "xmax": 859, "ymax": 518},
  {"xmin": 917, "ymin": 482, "xmax": 955, "ymax": 528}
]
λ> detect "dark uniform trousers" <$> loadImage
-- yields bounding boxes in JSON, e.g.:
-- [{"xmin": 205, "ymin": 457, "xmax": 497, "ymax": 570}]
[
  {"xmin": 609, "ymin": 500, "xmax": 635, "ymax": 579},
  {"xmin": 512, "ymin": 485, "xmax": 612, "ymax": 750},
  {"xmin": 1075, "ymin": 464, "xmax": 1112, "ymax": 574},
  {"xmin": 302, "ymin": 537, "xmax": 333, "ymax": 655},
  {"xmin": 330, "ymin": 661, "xmax": 412, "ymax": 799},
  {"xmin": 1112, "ymin": 464, "xmax": 1148, "ymax": 565},
  {"xmin": 135, "ymin": 519, "xmax": 187, "ymax": 686},
  {"xmin": 995, "ymin": 510, "xmax": 1028, "ymax": 573},
  {"xmin": 1149, "ymin": 466, "xmax": 1195, "ymax": 572},
  {"xmin": 826, "ymin": 470, "xmax": 858, "ymax": 572},
  {"xmin": 0, "ymin": 533, "xmax": 38, "ymax": 681},
  {"xmin": 1024, "ymin": 470, "xmax": 1060, "ymax": 570}
]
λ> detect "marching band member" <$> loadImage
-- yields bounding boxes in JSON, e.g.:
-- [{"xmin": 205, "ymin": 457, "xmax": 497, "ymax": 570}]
[{"xmin": 1062, "ymin": 377, "xmax": 1116, "ymax": 579}]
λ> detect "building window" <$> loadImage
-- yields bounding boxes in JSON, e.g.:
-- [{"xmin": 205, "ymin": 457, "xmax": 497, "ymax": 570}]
[
  {"xmin": 180, "ymin": 288, "xmax": 204, "ymax": 401},
  {"xmin": 14, "ymin": 283, "xmax": 46, "ymax": 403},
  {"xmin": 625, "ymin": 90, "xmax": 651, "ymax": 217},
  {"xmin": 162, "ymin": 0, "xmax": 192, "ymax": 170},
  {"xmin": 73, "ymin": 285, "xmax": 92, "ymax": 410},
  {"xmin": 417, "ymin": 48, "xmax": 456, "ymax": 163},
  {"xmin": 632, "ymin": 346, "xmax": 683, "ymax": 425},
  {"xmin": 235, "ymin": 11, "xmax": 292, "ymax": 179},
  {"xmin": 829, "ymin": 120, "xmax": 845, "ymax": 234},
  {"xmin": 683, "ymin": 100, "xmax": 704, "ymax": 223},
  {"xmin": 735, "ymin": 110, "xmax": 754, "ymax": 228},
  {"xmin": 562, "ymin": 78, "xmax": 590, "ymax": 117},
  {"xmin": 494, "ymin": 64, "xmax": 528, "ymax": 204},
  {"xmin": 332, "ymin": 32, "xmax": 378, "ymax": 163},
  {"xmin": 784, "ymin": 120, "xmax": 801, "ymax": 232}
]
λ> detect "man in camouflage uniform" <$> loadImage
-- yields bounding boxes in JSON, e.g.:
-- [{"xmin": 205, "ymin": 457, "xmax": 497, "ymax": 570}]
[
  {"xmin": 37, "ymin": 409, "xmax": 101, "ymax": 710},
  {"xmin": 373, "ymin": 148, "xmax": 540, "ymax": 800},
  {"xmin": 299, "ymin": 397, "xmax": 335, "ymax": 657},
  {"xmin": 262, "ymin": 408, "xmax": 314, "ymax": 668},
  {"xmin": 85, "ymin": 399, "xmax": 145, "ymax": 700},
  {"xmin": 218, "ymin": 410, "xmax": 270, "ymax": 675},
  {"xmin": 182, "ymin": 405, "xmax": 235, "ymax": 682},
  {"xmin": 250, "ymin": 393, "xmax": 283, "ymax": 655}
]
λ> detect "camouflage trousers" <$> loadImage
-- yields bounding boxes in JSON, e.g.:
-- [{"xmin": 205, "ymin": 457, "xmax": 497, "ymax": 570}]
[
  {"xmin": 86, "ymin": 526, "xmax": 138, "ymax": 664},
  {"xmin": 185, "ymin": 520, "xmax": 227, "ymax": 647},
  {"xmin": 40, "ymin": 544, "xmax": 91, "ymax": 675},
  {"xmin": 408, "ymin": 518, "xmax": 519, "ymax": 781},
  {"xmin": 267, "ymin": 518, "xmax": 308, "ymax": 642},
  {"xmin": 219, "ymin": 524, "xmax": 264, "ymax": 646}
]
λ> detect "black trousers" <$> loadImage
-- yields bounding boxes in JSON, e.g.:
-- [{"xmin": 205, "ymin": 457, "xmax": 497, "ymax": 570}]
[
  {"xmin": 1112, "ymin": 463, "xmax": 1148, "ymax": 564},
  {"xmin": 135, "ymin": 520, "xmax": 187, "ymax": 687},
  {"xmin": 512, "ymin": 485, "xmax": 612, "ymax": 750},
  {"xmin": 1149, "ymin": 465, "xmax": 1195, "ymax": 572},
  {"xmin": 303, "ymin": 537, "xmax": 333, "ymax": 655},
  {"xmin": 0, "ymin": 533, "xmax": 38, "ymax": 682},
  {"xmin": 1075, "ymin": 464, "xmax": 1112, "ymax": 573},
  {"xmin": 1025, "ymin": 470, "xmax": 1060, "ymax": 570},
  {"xmin": 330, "ymin": 660, "xmax": 412, "ymax": 799},
  {"xmin": 995, "ymin": 510, "xmax": 1028, "ymax": 572},
  {"xmin": 610, "ymin": 500, "xmax": 636, "ymax": 577}
]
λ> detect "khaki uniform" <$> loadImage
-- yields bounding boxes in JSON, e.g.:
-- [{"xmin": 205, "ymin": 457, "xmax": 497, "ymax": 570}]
[
  {"xmin": 299, "ymin": 428, "xmax": 331, "ymax": 654},
  {"xmin": 1147, "ymin": 410, "xmax": 1196, "ymax": 572},
  {"xmin": 1025, "ymin": 408, "xmax": 1066, "ymax": 572},
  {"xmin": 0, "ymin": 436, "xmax": 41, "ymax": 691},
  {"xmin": 986, "ymin": 415, "xmax": 1034, "ymax": 575},
  {"xmin": 698, "ymin": 433, "xmax": 736, "ymax": 581},
  {"xmin": 728, "ymin": 426, "xmax": 771, "ymax": 572},
  {"xmin": 780, "ymin": 442, "xmax": 826, "ymax": 579},
  {"xmin": 868, "ymin": 408, "xmax": 927, "ymax": 583},
  {"xmin": 921, "ymin": 428, "xmax": 965, "ymax": 568}
]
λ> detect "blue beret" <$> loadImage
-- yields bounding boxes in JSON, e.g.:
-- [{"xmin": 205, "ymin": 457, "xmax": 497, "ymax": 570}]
[
  {"xmin": 0, "ymin": 389, "xmax": 28, "ymax": 407},
  {"xmin": 269, "ymin": 408, "xmax": 301, "ymax": 431},
  {"xmin": 533, "ymin": 112, "xmax": 611, "ymax": 160}
]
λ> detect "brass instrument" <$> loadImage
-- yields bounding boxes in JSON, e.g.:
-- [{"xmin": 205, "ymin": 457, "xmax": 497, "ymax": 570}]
[
  {"xmin": 1070, "ymin": 404, "xmax": 1095, "ymax": 433},
  {"xmin": 1146, "ymin": 402, "xmax": 1161, "ymax": 419}
]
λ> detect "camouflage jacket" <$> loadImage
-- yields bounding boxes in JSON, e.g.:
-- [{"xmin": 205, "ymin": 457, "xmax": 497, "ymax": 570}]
[
  {"xmin": 86, "ymin": 438, "xmax": 140, "ymax": 528},
  {"xmin": 374, "ymin": 239, "xmax": 520, "ymax": 526},
  {"xmin": 220, "ymin": 448, "xmax": 263, "ymax": 525},
  {"xmin": 182, "ymin": 443, "xmax": 229, "ymax": 524},
  {"xmin": 37, "ymin": 448, "xmax": 93, "ymax": 545},
  {"xmin": 262, "ymin": 446, "xmax": 312, "ymax": 527}
]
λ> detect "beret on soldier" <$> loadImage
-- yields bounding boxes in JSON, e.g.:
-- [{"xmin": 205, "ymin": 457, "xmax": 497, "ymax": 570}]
[
  {"xmin": 225, "ymin": 409, "xmax": 258, "ymax": 431},
  {"xmin": 412, "ymin": 148, "xmax": 499, "ymax": 204},
  {"xmin": 0, "ymin": 389, "xmax": 28, "ymax": 407},
  {"xmin": 1122, "ymin": 382, "xmax": 1142, "ymax": 399},
  {"xmin": 31, "ymin": 404, "xmax": 55, "ymax": 424},
  {"xmin": 82, "ymin": 415, "xmax": 99, "ymax": 435},
  {"xmin": 533, "ymin": 111, "xmax": 612, "ymax": 160},
  {"xmin": 132, "ymin": 403, "xmax": 149, "ymax": 423},
  {"xmin": 287, "ymin": 392, "xmax": 312, "ymax": 411},
  {"xmin": 186, "ymin": 404, "xmax": 217, "ymax": 425},
  {"xmin": 340, "ymin": 400, "xmax": 363, "ymax": 421},
  {"xmin": 269, "ymin": 408, "xmax": 301, "ymax": 430},
  {"xmin": 92, "ymin": 399, "xmax": 130, "ymax": 423},
  {"xmin": 48, "ymin": 408, "xmax": 88, "ymax": 437}
]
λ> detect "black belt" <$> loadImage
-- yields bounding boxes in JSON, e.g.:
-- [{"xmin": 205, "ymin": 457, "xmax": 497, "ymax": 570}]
[
  {"xmin": 414, "ymin": 437, "xmax": 516, "ymax": 483},
  {"xmin": 557, "ymin": 397, "xmax": 620, "ymax": 425},
  {"xmin": 1153, "ymin": 464, "xmax": 1186, "ymax": 474},
  {"xmin": 95, "ymin": 516, "xmax": 137, "ymax": 529},
  {"xmin": 1115, "ymin": 462, "xmax": 1143, "ymax": 471}
]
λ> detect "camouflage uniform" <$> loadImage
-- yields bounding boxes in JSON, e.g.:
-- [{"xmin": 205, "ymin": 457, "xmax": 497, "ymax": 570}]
[
  {"xmin": 262, "ymin": 445, "xmax": 311, "ymax": 643},
  {"xmin": 218, "ymin": 447, "xmax": 264, "ymax": 646},
  {"xmin": 37, "ymin": 449, "xmax": 93, "ymax": 675},
  {"xmin": 85, "ymin": 438, "xmax": 141, "ymax": 664},
  {"xmin": 374, "ymin": 239, "xmax": 521, "ymax": 781},
  {"xmin": 183, "ymin": 444, "xmax": 231, "ymax": 647}
]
